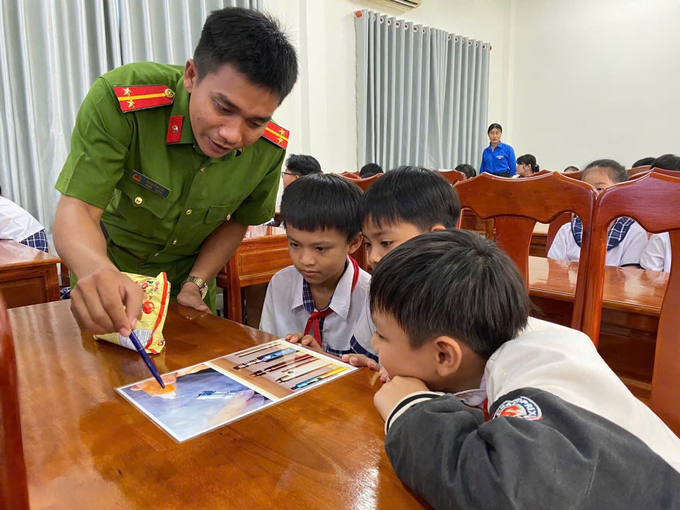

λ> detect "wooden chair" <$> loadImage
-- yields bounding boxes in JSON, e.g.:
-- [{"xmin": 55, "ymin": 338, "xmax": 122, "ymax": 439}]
[
  {"xmin": 581, "ymin": 171, "xmax": 680, "ymax": 433},
  {"xmin": 436, "ymin": 169, "xmax": 466, "ymax": 185},
  {"xmin": 0, "ymin": 294, "xmax": 30, "ymax": 510},
  {"xmin": 343, "ymin": 173, "xmax": 381, "ymax": 191},
  {"xmin": 454, "ymin": 172, "xmax": 597, "ymax": 330},
  {"xmin": 547, "ymin": 166, "xmax": 654, "ymax": 253},
  {"xmin": 338, "ymin": 171, "xmax": 361, "ymax": 180}
]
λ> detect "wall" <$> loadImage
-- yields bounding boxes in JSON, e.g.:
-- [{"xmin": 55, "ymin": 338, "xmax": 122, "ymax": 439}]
[
  {"xmin": 508, "ymin": 0, "xmax": 680, "ymax": 171},
  {"xmin": 264, "ymin": 0, "xmax": 512, "ymax": 179}
]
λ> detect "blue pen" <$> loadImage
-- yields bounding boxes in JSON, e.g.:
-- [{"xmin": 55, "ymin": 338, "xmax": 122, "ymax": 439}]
[
  {"xmin": 128, "ymin": 330, "xmax": 165, "ymax": 388},
  {"xmin": 234, "ymin": 347, "xmax": 297, "ymax": 370}
]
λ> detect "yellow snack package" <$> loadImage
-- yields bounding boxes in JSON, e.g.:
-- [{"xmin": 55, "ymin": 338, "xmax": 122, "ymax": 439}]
[{"xmin": 94, "ymin": 272, "xmax": 171, "ymax": 354}]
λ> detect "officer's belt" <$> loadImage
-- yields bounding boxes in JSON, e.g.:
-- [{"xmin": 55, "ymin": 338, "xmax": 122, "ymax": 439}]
[{"xmin": 100, "ymin": 221, "xmax": 146, "ymax": 263}]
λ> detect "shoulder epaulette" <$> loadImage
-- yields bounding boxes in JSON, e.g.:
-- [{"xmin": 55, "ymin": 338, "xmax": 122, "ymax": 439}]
[
  {"xmin": 113, "ymin": 85, "xmax": 175, "ymax": 113},
  {"xmin": 261, "ymin": 121, "xmax": 289, "ymax": 149}
]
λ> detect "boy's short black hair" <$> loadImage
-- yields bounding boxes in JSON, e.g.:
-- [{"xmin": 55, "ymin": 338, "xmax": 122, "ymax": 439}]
[
  {"xmin": 358, "ymin": 166, "xmax": 461, "ymax": 230},
  {"xmin": 371, "ymin": 229, "xmax": 530, "ymax": 358},
  {"xmin": 280, "ymin": 174, "xmax": 362, "ymax": 241},
  {"xmin": 633, "ymin": 157, "xmax": 655, "ymax": 168},
  {"xmin": 193, "ymin": 7, "xmax": 298, "ymax": 101},
  {"xmin": 286, "ymin": 154, "xmax": 322, "ymax": 176},
  {"xmin": 650, "ymin": 154, "xmax": 680, "ymax": 171},
  {"xmin": 563, "ymin": 166, "xmax": 579, "ymax": 173},
  {"xmin": 360, "ymin": 163, "xmax": 383, "ymax": 178},
  {"xmin": 454, "ymin": 164, "xmax": 476, "ymax": 179},
  {"xmin": 582, "ymin": 159, "xmax": 627, "ymax": 184}
]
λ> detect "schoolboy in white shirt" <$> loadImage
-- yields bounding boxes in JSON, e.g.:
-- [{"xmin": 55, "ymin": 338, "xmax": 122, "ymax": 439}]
[
  {"xmin": 259, "ymin": 174, "xmax": 370, "ymax": 357},
  {"xmin": 371, "ymin": 230, "xmax": 680, "ymax": 509},
  {"xmin": 548, "ymin": 159, "xmax": 647, "ymax": 266}
]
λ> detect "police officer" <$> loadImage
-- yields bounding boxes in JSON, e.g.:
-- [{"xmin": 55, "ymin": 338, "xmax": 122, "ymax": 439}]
[{"xmin": 53, "ymin": 8, "xmax": 298, "ymax": 337}]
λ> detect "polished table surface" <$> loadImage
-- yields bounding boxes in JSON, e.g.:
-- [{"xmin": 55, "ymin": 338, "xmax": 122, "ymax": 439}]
[
  {"xmin": 11, "ymin": 301, "xmax": 423, "ymax": 510},
  {"xmin": 528, "ymin": 256, "xmax": 668, "ymax": 393},
  {"xmin": 0, "ymin": 239, "xmax": 61, "ymax": 308},
  {"xmin": 0, "ymin": 239, "xmax": 60, "ymax": 268},
  {"xmin": 528, "ymin": 256, "xmax": 668, "ymax": 316}
]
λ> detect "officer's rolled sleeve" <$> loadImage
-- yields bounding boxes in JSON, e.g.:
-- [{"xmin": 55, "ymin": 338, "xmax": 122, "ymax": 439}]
[
  {"xmin": 55, "ymin": 78, "xmax": 132, "ymax": 210},
  {"xmin": 231, "ymin": 148, "xmax": 284, "ymax": 226}
]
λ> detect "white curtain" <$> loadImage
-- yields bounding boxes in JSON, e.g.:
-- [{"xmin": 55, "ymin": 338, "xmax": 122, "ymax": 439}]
[
  {"xmin": 0, "ymin": 0, "xmax": 261, "ymax": 233},
  {"xmin": 355, "ymin": 9, "xmax": 490, "ymax": 172}
]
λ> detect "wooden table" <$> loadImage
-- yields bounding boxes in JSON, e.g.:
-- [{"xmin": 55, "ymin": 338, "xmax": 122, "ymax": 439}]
[
  {"xmin": 528, "ymin": 256, "xmax": 668, "ymax": 396},
  {"xmin": 11, "ymin": 301, "xmax": 423, "ymax": 510},
  {"xmin": 530, "ymin": 223, "xmax": 549, "ymax": 257},
  {"xmin": 0, "ymin": 240, "xmax": 60, "ymax": 308},
  {"xmin": 217, "ymin": 226, "xmax": 291, "ymax": 322}
]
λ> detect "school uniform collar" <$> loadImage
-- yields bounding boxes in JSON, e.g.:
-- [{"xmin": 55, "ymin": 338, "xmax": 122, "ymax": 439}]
[
  {"xmin": 571, "ymin": 216, "xmax": 635, "ymax": 251},
  {"xmin": 290, "ymin": 258, "xmax": 355, "ymax": 321},
  {"xmin": 488, "ymin": 141, "xmax": 506, "ymax": 151}
]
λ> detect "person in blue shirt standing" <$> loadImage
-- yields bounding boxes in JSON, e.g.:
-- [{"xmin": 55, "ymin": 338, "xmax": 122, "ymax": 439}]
[{"xmin": 479, "ymin": 123, "xmax": 516, "ymax": 177}]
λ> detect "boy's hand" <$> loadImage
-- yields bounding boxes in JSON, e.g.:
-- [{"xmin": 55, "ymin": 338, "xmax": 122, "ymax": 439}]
[
  {"xmin": 374, "ymin": 376, "xmax": 429, "ymax": 421},
  {"xmin": 341, "ymin": 353, "xmax": 381, "ymax": 371},
  {"xmin": 378, "ymin": 366, "xmax": 391, "ymax": 383},
  {"xmin": 284, "ymin": 332, "xmax": 324, "ymax": 353}
]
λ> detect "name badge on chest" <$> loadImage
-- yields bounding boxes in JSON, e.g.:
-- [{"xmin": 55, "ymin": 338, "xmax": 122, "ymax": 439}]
[{"xmin": 130, "ymin": 170, "xmax": 171, "ymax": 199}]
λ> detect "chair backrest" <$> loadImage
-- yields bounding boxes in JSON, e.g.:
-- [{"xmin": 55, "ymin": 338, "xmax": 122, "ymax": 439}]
[
  {"xmin": 547, "ymin": 166, "xmax": 654, "ymax": 252},
  {"xmin": 454, "ymin": 172, "xmax": 597, "ymax": 330},
  {"xmin": 628, "ymin": 165, "xmax": 651, "ymax": 178},
  {"xmin": 344, "ymin": 173, "xmax": 381, "ymax": 191},
  {"xmin": 581, "ymin": 171, "xmax": 680, "ymax": 433},
  {"xmin": 0, "ymin": 294, "xmax": 29, "ymax": 510},
  {"xmin": 338, "ymin": 171, "xmax": 360, "ymax": 180},
  {"xmin": 436, "ymin": 169, "xmax": 466, "ymax": 185}
]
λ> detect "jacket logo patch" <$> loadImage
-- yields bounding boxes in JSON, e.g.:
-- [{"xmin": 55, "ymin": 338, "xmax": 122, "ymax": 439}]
[{"xmin": 492, "ymin": 396, "xmax": 543, "ymax": 421}]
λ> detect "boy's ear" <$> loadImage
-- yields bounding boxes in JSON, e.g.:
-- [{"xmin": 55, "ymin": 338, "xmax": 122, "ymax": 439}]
[
  {"xmin": 433, "ymin": 336, "xmax": 463, "ymax": 378},
  {"xmin": 348, "ymin": 233, "xmax": 364, "ymax": 255},
  {"xmin": 429, "ymin": 223, "xmax": 447, "ymax": 232}
]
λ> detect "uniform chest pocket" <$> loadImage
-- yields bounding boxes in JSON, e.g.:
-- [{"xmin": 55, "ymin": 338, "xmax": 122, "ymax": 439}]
[
  {"xmin": 116, "ymin": 173, "xmax": 174, "ymax": 219},
  {"xmin": 204, "ymin": 204, "xmax": 238, "ymax": 224}
]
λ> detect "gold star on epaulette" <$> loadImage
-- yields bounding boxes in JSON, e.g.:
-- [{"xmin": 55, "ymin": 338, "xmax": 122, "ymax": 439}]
[
  {"xmin": 127, "ymin": 100, "xmax": 135, "ymax": 108},
  {"xmin": 123, "ymin": 87, "xmax": 131, "ymax": 96}
]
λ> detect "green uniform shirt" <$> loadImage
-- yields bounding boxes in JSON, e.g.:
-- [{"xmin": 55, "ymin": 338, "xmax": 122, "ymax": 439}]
[{"xmin": 56, "ymin": 62, "xmax": 286, "ymax": 307}]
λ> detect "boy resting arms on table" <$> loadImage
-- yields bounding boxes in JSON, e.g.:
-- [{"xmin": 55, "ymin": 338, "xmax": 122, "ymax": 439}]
[{"xmin": 372, "ymin": 229, "xmax": 680, "ymax": 509}]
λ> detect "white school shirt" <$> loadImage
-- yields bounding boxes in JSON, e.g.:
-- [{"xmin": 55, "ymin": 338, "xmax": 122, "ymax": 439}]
[
  {"xmin": 547, "ymin": 221, "xmax": 648, "ymax": 266},
  {"xmin": 0, "ymin": 197, "xmax": 44, "ymax": 242},
  {"xmin": 260, "ymin": 259, "xmax": 371, "ymax": 356},
  {"xmin": 349, "ymin": 294, "xmax": 379, "ymax": 361},
  {"xmin": 485, "ymin": 318, "xmax": 680, "ymax": 472},
  {"xmin": 389, "ymin": 317, "xmax": 680, "ymax": 473},
  {"xmin": 640, "ymin": 232, "xmax": 672, "ymax": 273}
]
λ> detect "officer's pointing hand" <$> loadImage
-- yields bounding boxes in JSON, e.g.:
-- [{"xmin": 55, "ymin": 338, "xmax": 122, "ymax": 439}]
[
  {"xmin": 177, "ymin": 282, "xmax": 211, "ymax": 313},
  {"xmin": 70, "ymin": 268, "xmax": 144, "ymax": 337}
]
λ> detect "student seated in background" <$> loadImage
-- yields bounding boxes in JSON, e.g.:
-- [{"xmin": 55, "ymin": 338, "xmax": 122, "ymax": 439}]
[
  {"xmin": 260, "ymin": 174, "xmax": 369, "ymax": 357},
  {"xmin": 563, "ymin": 165, "xmax": 579, "ymax": 173},
  {"xmin": 281, "ymin": 154, "xmax": 322, "ymax": 189},
  {"xmin": 0, "ymin": 186, "xmax": 49, "ymax": 252},
  {"xmin": 359, "ymin": 163, "xmax": 383, "ymax": 178},
  {"xmin": 372, "ymin": 230, "xmax": 680, "ymax": 509},
  {"xmin": 632, "ymin": 156, "xmax": 655, "ymax": 168},
  {"xmin": 548, "ymin": 159, "xmax": 647, "ymax": 266},
  {"xmin": 454, "ymin": 163, "xmax": 476, "ymax": 179},
  {"xmin": 287, "ymin": 166, "xmax": 461, "ymax": 367},
  {"xmin": 516, "ymin": 154, "xmax": 540, "ymax": 177},
  {"xmin": 640, "ymin": 153, "xmax": 680, "ymax": 272}
]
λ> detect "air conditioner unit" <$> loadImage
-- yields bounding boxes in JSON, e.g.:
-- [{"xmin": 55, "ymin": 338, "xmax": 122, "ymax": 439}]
[{"xmin": 368, "ymin": 0, "xmax": 422, "ymax": 12}]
